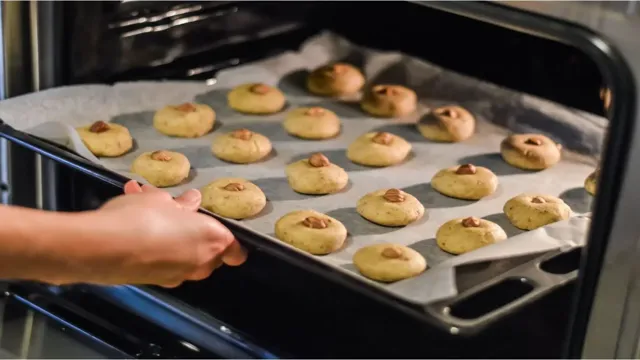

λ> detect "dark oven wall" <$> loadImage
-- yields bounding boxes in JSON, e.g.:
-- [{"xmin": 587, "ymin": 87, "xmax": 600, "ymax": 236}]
[{"xmin": 63, "ymin": 1, "xmax": 606, "ymax": 117}]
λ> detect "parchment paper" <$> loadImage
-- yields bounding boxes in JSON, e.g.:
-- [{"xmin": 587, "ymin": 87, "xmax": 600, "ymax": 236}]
[{"xmin": 0, "ymin": 32, "xmax": 604, "ymax": 305}]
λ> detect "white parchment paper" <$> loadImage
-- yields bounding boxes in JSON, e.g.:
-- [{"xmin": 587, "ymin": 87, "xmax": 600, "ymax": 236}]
[{"xmin": 0, "ymin": 32, "xmax": 604, "ymax": 305}]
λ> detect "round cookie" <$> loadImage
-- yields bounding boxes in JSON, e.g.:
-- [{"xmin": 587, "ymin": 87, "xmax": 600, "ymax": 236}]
[
  {"xmin": 130, "ymin": 150, "xmax": 190, "ymax": 188},
  {"xmin": 431, "ymin": 164, "xmax": 498, "ymax": 200},
  {"xmin": 346, "ymin": 132, "xmax": 411, "ymax": 167},
  {"xmin": 201, "ymin": 178, "xmax": 266, "ymax": 220},
  {"xmin": 417, "ymin": 105, "xmax": 475, "ymax": 142},
  {"xmin": 361, "ymin": 85, "xmax": 417, "ymax": 118},
  {"xmin": 500, "ymin": 133, "xmax": 562, "ymax": 170},
  {"xmin": 436, "ymin": 217, "xmax": 508, "ymax": 255},
  {"xmin": 285, "ymin": 153, "xmax": 348, "ymax": 195},
  {"xmin": 211, "ymin": 128, "xmax": 272, "ymax": 164},
  {"xmin": 306, "ymin": 63, "xmax": 365, "ymax": 97},
  {"xmin": 504, "ymin": 194, "xmax": 571, "ymax": 230},
  {"xmin": 585, "ymin": 169, "xmax": 599, "ymax": 196},
  {"xmin": 227, "ymin": 83, "xmax": 286, "ymax": 115},
  {"xmin": 353, "ymin": 243, "xmax": 427, "ymax": 283},
  {"xmin": 274, "ymin": 210, "xmax": 347, "ymax": 255},
  {"xmin": 76, "ymin": 121, "xmax": 133, "ymax": 157},
  {"xmin": 357, "ymin": 188, "xmax": 425, "ymax": 227},
  {"xmin": 283, "ymin": 107, "xmax": 341, "ymax": 140},
  {"xmin": 153, "ymin": 102, "xmax": 215, "ymax": 138}
]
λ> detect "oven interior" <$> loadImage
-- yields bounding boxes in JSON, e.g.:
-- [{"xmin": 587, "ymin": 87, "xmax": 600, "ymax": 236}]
[{"xmin": 6, "ymin": 1, "xmax": 608, "ymax": 358}]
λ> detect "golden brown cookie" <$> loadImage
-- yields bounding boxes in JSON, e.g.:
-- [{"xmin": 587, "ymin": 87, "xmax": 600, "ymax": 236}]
[
  {"xmin": 227, "ymin": 83, "xmax": 286, "ymax": 115},
  {"xmin": 274, "ymin": 210, "xmax": 347, "ymax": 255},
  {"xmin": 585, "ymin": 169, "xmax": 599, "ymax": 196},
  {"xmin": 431, "ymin": 164, "xmax": 498, "ymax": 200},
  {"xmin": 436, "ymin": 217, "xmax": 508, "ymax": 255},
  {"xmin": 285, "ymin": 153, "xmax": 349, "ymax": 195},
  {"xmin": 353, "ymin": 243, "xmax": 427, "ymax": 283},
  {"xmin": 346, "ymin": 132, "xmax": 411, "ymax": 167},
  {"xmin": 153, "ymin": 102, "xmax": 216, "ymax": 138},
  {"xmin": 361, "ymin": 85, "xmax": 417, "ymax": 118},
  {"xmin": 306, "ymin": 63, "xmax": 365, "ymax": 97},
  {"xmin": 417, "ymin": 105, "xmax": 475, "ymax": 142},
  {"xmin": 201, "ymin": 178, "xmax": 266, "ymax": 220},
  {"xmin": 283, "ymin": 107, "xmax": 341, "ymax": 140},
  {"xmin": 504, "ymin": 194, "xmax": 571, "ymax": 230},
  {"xmin": 76, "ymin": 121, "xmax": 133, "ymax": 157},
  {"xmin": 500, "ymin": 134, "xmax": 562, "ymax": 170},
  {"xmin": 130, "ymin": 150, "xmax": 190, "ymax": 188},
  {"xmin": 211, "ymin": 128, "xmax": 272, "ymax": 164},
  {"xmin": 357, "ymin": 188, "xmax": 425, "ymax": 227}
]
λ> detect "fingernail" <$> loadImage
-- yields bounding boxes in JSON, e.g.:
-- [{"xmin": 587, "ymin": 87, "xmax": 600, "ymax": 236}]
[{"xmin": 182, "ymin": 189, "xmax": 201, "ymax": 204}]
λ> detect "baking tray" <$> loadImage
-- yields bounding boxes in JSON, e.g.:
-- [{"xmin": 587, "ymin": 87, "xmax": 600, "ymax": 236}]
[{"xmin": 0, "ymin": 32, "xmax": 602, "ymax": 334}]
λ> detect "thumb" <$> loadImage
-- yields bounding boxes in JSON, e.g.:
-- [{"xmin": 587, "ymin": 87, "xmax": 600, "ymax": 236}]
[{"xmin": 175, "ymin": 189, "xmax": 202, "ymax": 212}]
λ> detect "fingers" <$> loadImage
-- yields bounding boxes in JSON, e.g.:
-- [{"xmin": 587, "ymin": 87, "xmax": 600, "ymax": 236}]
[
  {"xmin": 123, "ymin": 180, "xmax": 142, "ymax": 194},
  {"xmin": 221, "ymin": 240, "xmax": 248, "ymax": 266},
  {"xmin": 174, "ymin": 189, "xmax": 202, "ymax": 212}
]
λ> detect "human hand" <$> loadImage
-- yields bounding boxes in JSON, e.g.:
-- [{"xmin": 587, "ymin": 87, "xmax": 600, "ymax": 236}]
[{"xmin": 79, "ymin": 180, "xmax": 247, "ymax": 287}]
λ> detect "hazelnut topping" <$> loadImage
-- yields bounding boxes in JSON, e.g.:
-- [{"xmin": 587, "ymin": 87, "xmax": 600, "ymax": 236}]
[
  {"xmin": 332, "ymin": 63, "xmax": 347, "ymax": 74},
  {"xmin": 462, "ymin": 217, "xmax": 481, "ymax": 228},
  {"xmin": 305, "ymin": 107, "xmax": 325, "ymax": 116},
  {"xmin": 150, "ymin": 151, "xmax": 172, "ymax": 161},
  {"xmin": 381, "ymin": 246, "xmax": 404, "ymax": 259},
  {"xmin": 437, "ymin": 107, "xmax": 459, "ymax": 118},
  {"xmin": 525, "ymin": 138, "xmax": 543, "ymax": 146},
  {"xmin": 232, "ymin": 128, "xmax": 253, "ymax": 140},
  {"xmin": 223, "ymin": 183, "xmax": 245, "ymax": 191},
  {"xmin": 456, "ymin": 164, "xmax": 477, "ymax": 175},
  {"xmin": 384, "ymin": 189, "xmax": 406, "ymax": 203},
  {"xmin": 89, "ymin": 121, "xmax": 110, "ymax": 133},
  {"xmin": 372, "ymin": 132, "xmax": 393, "ymax": 145},
  {"xmin": 531, "ymin": 196, "xmax": 546, "ymax": 204},
  {"xmin": 249, "ymin": 84, "xmax": 271, "ymax": 95},
  {"xmin": 302, "ymin": 216, "xmax": 328, "ymax": 229},
  {"xmin": 308, "ymin": 153, "xmax": 330, "ymax": 167},
  {"xmin": 175, "ymin": 103, "xmax": 196, "ymax": 112}
]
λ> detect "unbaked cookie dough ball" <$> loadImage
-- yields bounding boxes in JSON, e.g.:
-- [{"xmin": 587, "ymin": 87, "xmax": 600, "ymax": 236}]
[
  {"xmin": 500, "ymin": 133, "xmax": 562, "ymax": 170},
  {"xmin": 346, "ymin": 131, "xmax": 411, "ymax": 167},
  {"xmin": 274, "ymin": 210, "xmax": 347, "ymax": 255},
  {"xmin": 585, "ymin": 169, "xmax": 599, "ymax": 196},
  {"xmin": 306, "ymin": 63, "xmax": 365, "ymax": 97},
  {"xmin": 227, "ymin": 83, "xmax": 286, "ymax": 115},
  {"xmin": 417, "ymin": 105, "xmax": 475, "ymax": 142},
  {"xmin": 153, "ymin": 102, "xmax": 216, "ymax": 138},
  {"xmin": 285, "ymin": 153, "xmax": 348, "ymax": 195},
  {"xmin": 356, "ymin": 188, "xmax": 425, "ymax": 227},
  {"xmin": 211, "ymin": 128, "xmax": 272, "ymax": 164},
  {"xmin": 283, "ymin": 107, "xmax": 341, "ymax": 140},
  {"xmin": 504, "ymin": 194, "xmax": 571, "ymax": 230},
  {"xmin": 76, "ymin": 121, "xmax": 133, "ymax": 157},
  {"xmin": 353, "ymin": 243, "xmax": 427, "ymax": 282},
  {"xmin": 201, "ymin": 178, "xmax": 266, "ymax": 220},
  {"xmin": 436, "ymin": 217, "xmax": 507, "ymax": 255},
  {"xmin": 361, "ymin": 84, "xmax": 417, "ymax": 118},
  {"xmin": 130, "ymin": 150, "xmax": 190, "ymax": 188},
  {"xmin": 431, "ymin": 164, "xmax": 498, "ymax": 200}
]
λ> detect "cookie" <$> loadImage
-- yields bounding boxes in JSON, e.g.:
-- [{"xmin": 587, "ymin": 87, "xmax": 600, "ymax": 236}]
[
  {"xmin": 76, "ymin": 121, "xmax": 133, "ymax": 157},
  {"xmin": 346, "ymin": 132, "xmax": 411, "ymax": 167},
  {"xmin": 130, "ymin": 150, "xmax": 190, "ymax": 188},
  {"xmin": 153, "ymin": 102, "xmax": 215, "ymax": 138},
  {"xmin": 211, "ymin": 128, "xmax": 272, "ymax": 164},
  {"xmin": 285, "ymin": 153, "xmax": 349, "ymax": 195},
  {"xmin": 436, "ymin": 217, "xmax": 507, "ymax": 255},
  {"xmin": 353, "ymin": 243, "xmax": 427, "ymax": 283},
  {"xmin": 500, "ymin": 134, "xmax": 562, "ymax": 170},
  {"xmin": 504, "ymin": 194, "xmax": 571, "ymax": 230},
  {"xmin": 417, "ymin": 105, "xmax": 475, "ymax": 142},
  {"xmin": 431, "ymin": 164, "xmax": 498, "ymax": 200},
  {"xmin": 306, "ymin": 63, "xmax": 365, "ymax": 97},
  {"xmin": 361, "ymin": 85, "xmax": 417, "ymax": 118},
  {"xmin": 357, "ymin": 188, "xmax": 425, "ymax": 227},
  {"xmin": 585, "ymin": 169, "xmax": 599, "ymax": 196},
  {"xmin": 283, "ymin": 107, "xmax": 341, "ymax": 140},
  {"xmin": 201, "ymin": 178, "xmax": 266, "ymax": 220},
  {"xmin": 274, "ymin": 210, "xmax": 347, "ymax": 255},
  {"xmin": 227, "ymin": 83, "xmax": 286, "ymax": 115}
]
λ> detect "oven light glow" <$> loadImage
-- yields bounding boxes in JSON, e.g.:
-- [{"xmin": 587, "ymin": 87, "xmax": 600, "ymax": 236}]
[{"xmin": 179, "ymin": 341, "xmax": 200, "ymax": 352}]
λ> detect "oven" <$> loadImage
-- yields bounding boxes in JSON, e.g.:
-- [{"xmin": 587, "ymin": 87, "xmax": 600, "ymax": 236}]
[{"xmin": 0, "ymin": 1, "xmax": 638, "ymax": 358}]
